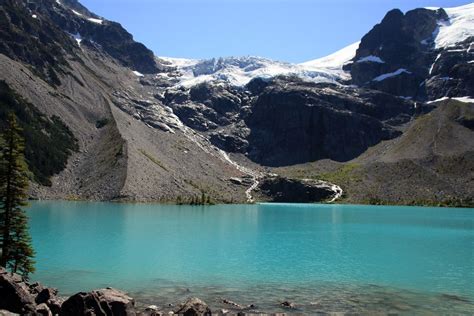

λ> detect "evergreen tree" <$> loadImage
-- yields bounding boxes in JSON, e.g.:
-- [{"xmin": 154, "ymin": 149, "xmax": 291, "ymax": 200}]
[{"xmin": 0, "ymin": 113, "xmax": 35, "ymax": 277}]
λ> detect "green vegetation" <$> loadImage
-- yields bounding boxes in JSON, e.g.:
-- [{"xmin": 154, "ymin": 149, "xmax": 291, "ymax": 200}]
[
  {"xmin": 0, "ymin": 81, "xmax": 79, "ymax": 186},
  {"xmin": 319, "ymin": 163, "xmax": 361, "ymax": 184},
  {"xmin": 139, "ymin": 149, "xmax": 168, "ymax": 171},
  {"xmin": 362, "ymin": 197, "xmax": 474, "ymax": 208},
  {"xmin": 0, "ymin": 113, "xmax": 35, "ymax": 277},
  {"xmin": 176, "ymin": 193, "xmax": 215, "ymax": 205}
]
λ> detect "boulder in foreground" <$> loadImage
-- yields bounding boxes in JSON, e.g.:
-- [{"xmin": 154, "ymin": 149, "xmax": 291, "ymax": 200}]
[{"xmin": 60, "ymin": 287, "xmax": 136, "ymax": 316}]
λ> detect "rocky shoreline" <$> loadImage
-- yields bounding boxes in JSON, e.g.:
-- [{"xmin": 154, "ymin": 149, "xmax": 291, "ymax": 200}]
[
  {"xmin": 0, "ymin": 268, "xmax": 284, "ymax": 315},
  {"xmin": 3, "ymin": 268, "xmax": 474, "ymax": 315}
]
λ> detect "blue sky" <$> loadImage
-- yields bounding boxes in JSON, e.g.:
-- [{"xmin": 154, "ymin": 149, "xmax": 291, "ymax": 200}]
[{"xmin": 80, "ymin": 0, "xmax": 472, "ymax": 63}]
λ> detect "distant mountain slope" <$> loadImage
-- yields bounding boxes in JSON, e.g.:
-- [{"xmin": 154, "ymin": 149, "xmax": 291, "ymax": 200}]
[
  {"xmin": 276, "ymin": 99, "xmax": 474, "ymax": 206},
  {"xmin": 0, "ymin": 0, "xmax": 248, "ymax": 203}
]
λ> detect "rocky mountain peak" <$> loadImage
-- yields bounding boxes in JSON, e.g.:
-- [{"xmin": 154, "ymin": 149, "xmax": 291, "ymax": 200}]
[{"xmin": 345, "ymin": 4, "xmax": 472, "ymax": 100}]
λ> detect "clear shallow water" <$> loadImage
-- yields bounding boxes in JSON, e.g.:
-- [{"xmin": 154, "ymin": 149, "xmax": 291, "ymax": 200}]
[{"xmin": 27, "ymin": 201, "xmax": 474, "ymax": 313}]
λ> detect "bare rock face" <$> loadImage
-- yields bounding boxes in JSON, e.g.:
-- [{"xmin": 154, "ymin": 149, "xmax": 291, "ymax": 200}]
[
  {"xmin": 257, "ymin": 176, "xmax": 336, "ymax": 203},
  {"xmin": 0, "ymin": 268, "xmax": 36, "ymax": 314},
  {"xmin": 60, "ymin": 287, "xmax": 136, "ymax": 316},
  {"xmin": 174, "ymin": 298, "xmax": 211, "ymax": 316},
  {"xmin": 347, "ymin": 8, "xmax": 448, "ymax": 97},
  {"xmin": 425, "ymin": 37, "xmax": 474, "ymax": 100},
  {"xmin": 245, "ymin": 79, "xmax": 403, "ymax": 166}
]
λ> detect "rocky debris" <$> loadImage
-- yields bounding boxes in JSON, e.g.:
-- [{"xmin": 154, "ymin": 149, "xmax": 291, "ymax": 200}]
[
  {"xmin": 0, "ymin": 268, "xmax": 59, "ymax": 315},
  {"xmin": 60, "ymin": 287, "xmax": 136, "ymax": 316},
  {"xmin": 221, "ymin": 299, "xmax": 256, "ymax": 312},
  {"xmin": 257, "ymin": 176, "xmax": 336, "ymax": 203},
  {"xmin": 174, "ymin": 298, "xmax": 211, "ymax": 316},
  {"xmin": 141, "ymin": 304, "xmax": 162, "ymax": 316},
  {"xmin": 221, "ymin": 299, "xmax": 242, "ymax": 309}
]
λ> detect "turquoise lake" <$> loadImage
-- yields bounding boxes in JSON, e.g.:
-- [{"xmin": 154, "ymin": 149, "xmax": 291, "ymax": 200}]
[{"xmin": 27, "ymin": 201, "xmax": 474, "ymax": 313}]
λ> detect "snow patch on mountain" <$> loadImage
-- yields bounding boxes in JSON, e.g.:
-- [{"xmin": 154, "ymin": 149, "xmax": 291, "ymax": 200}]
[
  {"xmin": 356, "ymin": 55, "xmax": 385, "ymax": 63},
  {"xmin": 430, "ymin": 3, "xmax": 474, "ymax": 48},
  {"xmin": 157, "ymin": 42, "xmax": 359, "ymax": 88},
  {"xmin": 298, "ymin": 41, "xmax": 360, "ymax": 79},
  {"xmin": 373, "ymin": 69, "xmax": 411, "ymax": 82},
  {"xmin": 87, "ymin": 17, "xmax": 103, "ymax": 24}
]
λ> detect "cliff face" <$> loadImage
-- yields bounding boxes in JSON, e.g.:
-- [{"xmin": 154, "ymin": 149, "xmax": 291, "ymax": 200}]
[
  {"xmin": 346, "ymin": 7, "xmax": 473, "ymax": 100},
  {"xmin": 0, "ymin": 0, "xmax": 472, "ymax": 204}
]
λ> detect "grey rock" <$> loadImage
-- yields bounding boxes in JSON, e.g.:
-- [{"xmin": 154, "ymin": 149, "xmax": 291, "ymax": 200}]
[
  {"xmin": 257, "ymin": 176, "xmax": 335, "ymax": 203},
  {"xmin": 36, "ymin": 287, "xmax": 59, "ymax": 305},
  {"xmin": 174, "ymin": 298, "xmax": 211, "ymax": 316},
  {"xmin": 60, "ymin": 287, "xmax": 136, "ymax": 316},
  {"xmin": 0, "ymin": 268, "xmax": 36, "ymax": 314},
  {"xmin": 36, "ymin": 303, "xmax": 53, "ymax": 316},
  {"xmin": 0, "ymin": 310, "xmax": 19, "ymax": 316}
]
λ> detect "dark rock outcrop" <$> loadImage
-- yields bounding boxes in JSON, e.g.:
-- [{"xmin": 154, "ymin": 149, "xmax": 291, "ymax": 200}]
[
  {"xmin": 0, "ymin": 0, "xmax": 77, "ymax": 85},
  {"xmin": 0, "ymin": 268, "xmax": 60, "ymax": 315},
  {"xmin": 257, "ymin": 176, "xmax": 335, "ymax": 203},
  {"xmin": 174, "ymin": 297, "xmax": 211, "ymax": 316},
  {"xmin": 347, "ymin": 8, "xmax": 448, "ymax": 97},
  {"xmin": 425, "ymin": 37, "xmax": 474, "ymax": 100},
  {"xmin": 0, "ymin": 268, "xmax": 36, "ymax": 314},
  {"xmin": 209, "ymin": 131, "xmax": 249, "ymax": 153},
  {"xmin": 0, "ymin": 0, "xmax": 159, "ymax": 78},
  {"xmin": 60, "ymin": 288, "xmax": 136, "ymax": 316},
  {"xmin": 245, "ymin": 80, "xmax": 402, "ymax": 166}
]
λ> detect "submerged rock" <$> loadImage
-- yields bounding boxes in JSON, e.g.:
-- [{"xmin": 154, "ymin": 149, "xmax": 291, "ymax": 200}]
[
  {"xmin": 174, "ymin": 298, "xmax": 211, "ymax": 316},
  {"xmin": 280, "ymin": 301, "xmax": 296, "ymax": 309}
]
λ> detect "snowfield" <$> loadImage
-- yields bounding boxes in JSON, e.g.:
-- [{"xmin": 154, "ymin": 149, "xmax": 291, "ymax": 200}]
[
  {"xmin": 430, "ymin": 3, "xmax": 474, "ymax": 48},
  {"xmin": 157, "ymin": 42, "xmax": 359, "ymax": 88}
]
